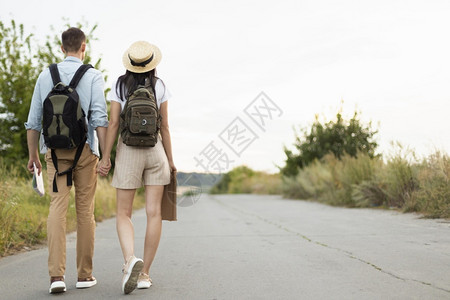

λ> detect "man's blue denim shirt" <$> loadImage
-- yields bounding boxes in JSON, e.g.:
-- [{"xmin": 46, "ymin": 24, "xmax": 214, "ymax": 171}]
[{"xmin": 24, "ymin": 56, "xmax": 109, "ymax": 157}]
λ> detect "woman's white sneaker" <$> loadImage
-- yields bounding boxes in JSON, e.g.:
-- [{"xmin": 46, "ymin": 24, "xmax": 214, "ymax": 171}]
[
  {"xmin": 137, "ymin": 272, "xmax": 152, "ymax": 289},
  {"xmin": 122, "ymin": 255, "xmax": 144, "ymax": 294}
]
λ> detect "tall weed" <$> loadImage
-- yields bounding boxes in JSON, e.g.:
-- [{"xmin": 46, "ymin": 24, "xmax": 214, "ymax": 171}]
[
  {"xmin": 413, "ymin": 152, "xmax": 450, "ymax": 218},
  {"xmin": 382, "ymin": 147, "xmax": 417, "ymax": 208}
]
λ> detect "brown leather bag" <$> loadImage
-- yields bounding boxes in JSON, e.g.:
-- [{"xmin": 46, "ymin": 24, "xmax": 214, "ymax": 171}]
[{"xmin": 161, "ymin": 171, "xmax": 177, "ymax": 221}]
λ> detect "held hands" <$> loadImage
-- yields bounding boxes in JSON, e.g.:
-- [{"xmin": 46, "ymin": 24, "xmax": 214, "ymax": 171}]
[{"xmin": 97, "ymin": 158, "xmax": 111, "ymax": 177}]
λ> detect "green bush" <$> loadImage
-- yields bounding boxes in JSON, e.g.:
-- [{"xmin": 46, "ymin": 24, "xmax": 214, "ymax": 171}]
[
  {"xmin": 210, "ymin": 165, "xmax": 282, "ymax": 195},
  {"xmin": 281, "ymin": 108, "xmax": 378, "ymax": 177}
]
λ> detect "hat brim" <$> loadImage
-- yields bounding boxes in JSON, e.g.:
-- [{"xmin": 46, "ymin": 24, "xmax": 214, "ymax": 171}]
[{"xmin": 122, "ymin": 45, "xmax": 162, "ymax": 73}]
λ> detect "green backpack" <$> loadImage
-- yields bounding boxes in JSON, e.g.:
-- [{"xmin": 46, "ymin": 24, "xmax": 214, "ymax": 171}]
[
  {"xmin": 119, "ymin": 84, "xmax": 161, "ymax": 147},
  {"xmin": 43, "ymin": 63, "xmax": 92, "ymax": 192}
]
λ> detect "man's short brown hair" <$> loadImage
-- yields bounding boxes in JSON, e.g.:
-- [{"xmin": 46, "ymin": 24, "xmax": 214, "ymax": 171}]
[{"xmin": 61, "ymin": 27, "xmax": 86, "ymax": 52}]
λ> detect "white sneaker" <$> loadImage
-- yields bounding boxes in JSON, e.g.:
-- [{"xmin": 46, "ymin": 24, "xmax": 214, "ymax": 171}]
[
  {"xmin": 137, "ymin": 272, "xmax": 152, "ymax": 289},
  {"xmin": 122, "ymin": 256, "xmax": 144, "ymax": 294},
  {"xmin": 76, "ymin": 276, "xmax": 97, "ymax": 288},
  {"xmin": 49, "ymin": 277, "xmax": 66, "ymax": 294}
]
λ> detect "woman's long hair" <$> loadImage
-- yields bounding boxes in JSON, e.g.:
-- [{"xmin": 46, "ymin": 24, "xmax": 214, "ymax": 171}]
[{"xmin": 115, "ymin": 69, "xmax": 165, "ymax": 101}]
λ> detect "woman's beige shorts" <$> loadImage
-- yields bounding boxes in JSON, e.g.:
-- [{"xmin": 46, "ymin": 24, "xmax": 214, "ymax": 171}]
[{"xmin": 112, "ymin": 135, "xmax": 171, "ymax": 189}]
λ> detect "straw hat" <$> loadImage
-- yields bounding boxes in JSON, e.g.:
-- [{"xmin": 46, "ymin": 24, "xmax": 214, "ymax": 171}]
[{"xmin": 122, "ymin": 41, "xmax": 161, "ymax": 73}]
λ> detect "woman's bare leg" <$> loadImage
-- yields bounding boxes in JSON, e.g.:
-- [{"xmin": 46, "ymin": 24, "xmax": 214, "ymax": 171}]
[
  {"xmin": 142, "ymin": 185, "xmax": 164, "ymax": 274},
  {"xmin": 116, "ymin": 188, "xmax": 136, "ymax": 262}
]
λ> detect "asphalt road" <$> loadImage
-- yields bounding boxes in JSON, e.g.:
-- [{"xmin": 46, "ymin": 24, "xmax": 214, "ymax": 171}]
[{"xmin": 0, "ymin": 194, "xmax": 449, "ymax": 299}]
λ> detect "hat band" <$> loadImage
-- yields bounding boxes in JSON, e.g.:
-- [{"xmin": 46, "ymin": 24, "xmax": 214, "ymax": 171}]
[{"xmin": 128, "ymin": 53, "xmax": 154, "ymax": 67}]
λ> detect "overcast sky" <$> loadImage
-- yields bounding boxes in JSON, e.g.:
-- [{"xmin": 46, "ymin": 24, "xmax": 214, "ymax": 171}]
[{"xmin": 2, "ymin": 0, "xmax": 450, "ymax": 173}]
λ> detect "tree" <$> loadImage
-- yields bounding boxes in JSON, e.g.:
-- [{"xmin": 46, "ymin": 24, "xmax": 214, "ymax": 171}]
[
  {"xmin": 0, "ymin": 20, "xmax": 38, "ymax": 161},
  {"xmin": 280, "ymin": 109, "xmax": 378, "ymax": 177},
  {"xmin": 0, "ymin": 19, "xmax": 106, "ymax": 164}
]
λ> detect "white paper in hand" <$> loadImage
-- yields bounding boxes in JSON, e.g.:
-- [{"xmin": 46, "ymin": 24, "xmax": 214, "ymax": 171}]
[{"xmin": 32, "ymin": 162, "xmax": 45, "ymax": 197}]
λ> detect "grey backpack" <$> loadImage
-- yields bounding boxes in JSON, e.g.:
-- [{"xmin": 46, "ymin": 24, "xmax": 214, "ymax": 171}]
[{"xmin": 119, "ymin": 84, "xmax": 161, "ymax": 147}]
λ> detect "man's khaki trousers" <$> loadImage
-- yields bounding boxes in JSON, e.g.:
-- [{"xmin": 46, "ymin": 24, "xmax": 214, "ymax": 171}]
[{"xmin": 45, "ymin": 144, "xmax": 98, "ymax": 278}]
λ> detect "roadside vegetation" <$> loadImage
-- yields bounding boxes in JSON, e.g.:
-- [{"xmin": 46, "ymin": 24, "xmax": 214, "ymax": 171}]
[
  {"xmin": 280, "ymin": 108, "xmax": 449, "ymax": 218},
  {"xmin": 282, "ymin": 148, "xmax": 449, "ymax": 218},
  {"xmin": 209, "ymin": 165, "xmax": 281, "ymax": 195},
  {"xmin": 211, "ymin": 107, "xmax": 449, "ymax": 219}
]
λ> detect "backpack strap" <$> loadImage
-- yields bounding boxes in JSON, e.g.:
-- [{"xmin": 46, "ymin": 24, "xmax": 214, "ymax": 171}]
[
  {"xmin": 150, "ymin": 77, "xmax": 157, "ymax": 105},
  {"xmin": 51, "ymin": 136, "xmax": 87, "ymax": 193},
  {"xmin": 149, "ymin": 78, "xmax": 162, "ymax": 130},
  {"xmin": 49, "ymin": 64, "xmax": 62, "ymax": 86},
  {"xmin": 145, "ymin": 78, "xmax": 162, "ymax": 131},
  {"xmin": 69, "ymin": 64, "xmax": 93, "ymax": 88}
]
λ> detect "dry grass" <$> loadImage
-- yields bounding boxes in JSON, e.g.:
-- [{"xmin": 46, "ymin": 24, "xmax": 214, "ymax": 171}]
[{"xmin": 282, "ymin": 150, "xmax": 450, "ymax": 219}]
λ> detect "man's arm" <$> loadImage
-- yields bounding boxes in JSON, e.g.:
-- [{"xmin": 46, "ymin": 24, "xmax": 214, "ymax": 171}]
[
  {"xmin": 96, "ymin": 126, "xmax": 107, "ymax": 155},
  {"xmin": 27, "ymin": 130, "xmax": 42, "ymax": 175},
  {"xmin": 25, "ymin": 73, "xmax": 45, "ymax": 175}
]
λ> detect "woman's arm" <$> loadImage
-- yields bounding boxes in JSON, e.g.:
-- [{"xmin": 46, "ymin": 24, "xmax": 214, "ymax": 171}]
[
  {"xmin": 159, "ymin": 101, "xmax": 177, "ymax": 172},
  {"xmin": 98, "ymin": 101, "xmax": 121, "ymax": 176}
]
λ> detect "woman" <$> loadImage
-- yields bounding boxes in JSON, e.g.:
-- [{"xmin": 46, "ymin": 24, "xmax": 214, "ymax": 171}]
[{"xmin": 98, "ymin": 41, "xmax": 176, "ymax": 294}]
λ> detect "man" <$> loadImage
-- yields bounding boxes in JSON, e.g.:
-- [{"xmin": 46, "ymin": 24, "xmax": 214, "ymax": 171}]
[{"xmin": 25, "ymin": 27, "xmax": 108, "ymax": 294}]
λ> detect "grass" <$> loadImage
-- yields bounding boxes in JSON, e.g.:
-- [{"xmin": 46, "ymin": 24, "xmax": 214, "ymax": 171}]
[
  {"xmin": 0, "ymin": 158, "xmax": 145, "ymax": 257},
  {"xmin": 282, "ymin": 149, "xmax": 450, "ymax": 219}
]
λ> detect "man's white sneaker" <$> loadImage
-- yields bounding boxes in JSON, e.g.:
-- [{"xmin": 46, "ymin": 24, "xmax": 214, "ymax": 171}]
[
  {"xmin": 137, "ymin": 272, "xmax": 152, "ymax": 289},
  {"xmin": 49, "ymin": 277, "xmax": 66, "ymax": 294},
  {"xmin": 76, "ymin": 276, "xmax": 97, "ymax": 289},
  {"xmin": 122, "ymin": 255, "xmax": 144, "ymax": 294}
]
